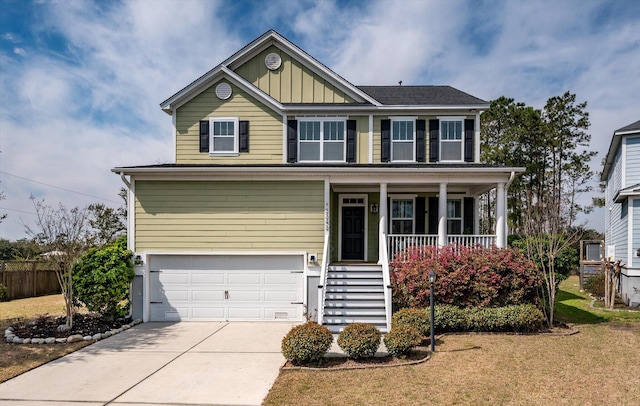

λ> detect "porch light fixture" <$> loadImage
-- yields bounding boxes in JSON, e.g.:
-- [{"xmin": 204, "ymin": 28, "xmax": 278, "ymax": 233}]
[
  {"xmin": 429, "ymin": 269, "xmax": 437, "ymax": 352},
  {"xmin": 370, "ymin": 203, "xmax": 379, "ymax": 214}
]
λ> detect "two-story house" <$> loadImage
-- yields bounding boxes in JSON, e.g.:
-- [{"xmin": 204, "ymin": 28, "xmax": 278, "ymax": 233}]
[
  {"xmin": 602, "ymin": 119, "xmax": 640, "ymax": 307},
  {"xmin": 113, "ymin": 30, "xmax": 523, "ymax": 331}
]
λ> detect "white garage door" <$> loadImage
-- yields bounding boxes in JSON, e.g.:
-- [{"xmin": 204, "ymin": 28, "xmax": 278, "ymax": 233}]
[{"xmin": 148, "ymin": 255, "xmax": 304, "ymax": 322}]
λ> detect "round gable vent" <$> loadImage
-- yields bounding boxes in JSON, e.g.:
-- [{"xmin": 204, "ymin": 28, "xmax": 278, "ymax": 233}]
[
  {"xmin": 264, "ymin": 52, "xmax": 282, "ymax": 70},
  {"xmin": 215, "ymin": 82, "xmax": 232, "ymax": 100}
]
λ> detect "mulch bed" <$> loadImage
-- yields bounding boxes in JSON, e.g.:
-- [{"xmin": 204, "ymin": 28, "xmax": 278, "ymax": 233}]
[
  {"xmin": 11, "ymin": 314, "xmax": 132, "ymax": 339},
  {"xmin": 282, "ymin": 347, "xmax": 431, "ymax": 370}
]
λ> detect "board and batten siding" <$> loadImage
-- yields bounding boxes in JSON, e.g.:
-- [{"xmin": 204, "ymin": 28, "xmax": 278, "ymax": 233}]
[
  {"xmin": 625, "ymin": 136, "xmax": 640, "ymax": 186},
  {"xmin": 609, "ymin": 197, "xmax": 628, "ymax": 262},
  {"xmin": 175, "ymin": 81, "xmax": 283, "ymax": 164},
  {"xmin": 134, "ymin": 180, "xmax": 325, "ymax": 257},
  {"xmin": 235, "ymin": 45, "xmax": 355, "ymax": 104}
]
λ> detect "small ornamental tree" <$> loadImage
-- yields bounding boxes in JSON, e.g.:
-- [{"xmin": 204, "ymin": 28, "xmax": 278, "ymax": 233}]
[
  {"xmin": 73, "ymin": 235, "xmax": 134, "ymax": 321},
  {"xmin": 390, "ymin": 245, "xmax": 541, "ymax": 309}
]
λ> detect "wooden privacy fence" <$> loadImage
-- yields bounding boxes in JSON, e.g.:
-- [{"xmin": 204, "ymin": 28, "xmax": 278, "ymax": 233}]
[{"xmin": 0, "ymin": 261, "xmax": 61, "ymax": 300}]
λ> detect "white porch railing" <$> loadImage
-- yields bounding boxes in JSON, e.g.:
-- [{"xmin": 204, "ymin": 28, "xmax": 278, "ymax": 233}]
[
  {"xmin": 379, "ymin": 224, "xmax": 392, "ymax": 332},
  {"xmin": 317, "ymin": 233, "xmax": 330, "ymax": 326},
  {"xmin": 388, "ymin": 234, "xmax": 497, "ymax": 261}
]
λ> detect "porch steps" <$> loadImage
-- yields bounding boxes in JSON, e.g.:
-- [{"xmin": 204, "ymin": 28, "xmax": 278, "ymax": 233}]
[{"xmin": 322, "ymin": 264, "xmax": 388, "ymax": 333}]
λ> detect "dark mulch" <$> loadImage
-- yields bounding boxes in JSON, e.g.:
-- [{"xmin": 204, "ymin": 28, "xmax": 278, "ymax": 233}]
[
  {"xmin": 283, "ymin": 347, "xmax": 430, "ymax": 370},
  {"xmin": 12, "ymin": 314, "xmax": 132, "ymax": 339}
]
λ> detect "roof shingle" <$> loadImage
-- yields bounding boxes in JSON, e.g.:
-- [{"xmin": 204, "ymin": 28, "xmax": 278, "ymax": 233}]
[{"xmin": 357, "ymin": 85, "xmax": 488, "ymax": 106}]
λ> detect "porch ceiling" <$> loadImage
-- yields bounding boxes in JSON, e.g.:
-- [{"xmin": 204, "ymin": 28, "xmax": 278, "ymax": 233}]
[{"xmin": 331, "ymin": 183, "xmax": 494, "ymax": 195}]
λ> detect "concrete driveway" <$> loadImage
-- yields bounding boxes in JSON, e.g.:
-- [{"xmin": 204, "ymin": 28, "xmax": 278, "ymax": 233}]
[{"xmin": 0, "ymin": 321, "xmax": 297, "ymax": 405}]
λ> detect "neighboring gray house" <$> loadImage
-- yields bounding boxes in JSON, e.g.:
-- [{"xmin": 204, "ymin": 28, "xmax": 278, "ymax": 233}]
[{"xmin": 602, "ymin": 119, "xmax": 640, "ymax": 307}]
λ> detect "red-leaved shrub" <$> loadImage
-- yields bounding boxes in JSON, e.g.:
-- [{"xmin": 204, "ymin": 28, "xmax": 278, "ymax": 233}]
[{"xmin": 390, "ymin": 245, "xmax": 541, "ymax": 309}]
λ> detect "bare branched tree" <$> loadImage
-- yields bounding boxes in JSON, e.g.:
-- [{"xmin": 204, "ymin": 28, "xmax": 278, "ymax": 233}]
[{"xmin": 23, "ymin": 196, "xmax": 90, "ymax": 328}]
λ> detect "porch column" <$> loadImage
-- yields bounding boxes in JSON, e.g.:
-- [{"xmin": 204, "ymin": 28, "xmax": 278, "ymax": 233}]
[
  {"xmin": 496, "ymin": 182, "xmax": 505, "ymax": 248},
  {"xmin": 438, "ymin": 182, "xmax": 447, "ymax": 247},
  {"xmin": 379, "ymin": 183, "xmax": 388, "ymax": 263}
]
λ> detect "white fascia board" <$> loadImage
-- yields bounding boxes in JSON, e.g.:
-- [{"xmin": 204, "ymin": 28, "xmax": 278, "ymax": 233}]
[
  {"xmin": 615, "ymin": 129, "xmax": 640, "ymax": 136},
  {"xmin": 223, "ymin": 31, "xmax": 379, "ymax": 106},
  {"xmin": 162, "ymin": 67, "xmax": 284, "ymax": 115},
  {"xmin": 282, "ymin": 105, "xmax": 490, "ymax": 116}
]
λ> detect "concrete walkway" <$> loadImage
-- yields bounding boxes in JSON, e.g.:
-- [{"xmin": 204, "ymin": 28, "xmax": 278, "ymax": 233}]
[{"xmin": 0, "ymin": 321, "xmax": 297, "ymax": 406}]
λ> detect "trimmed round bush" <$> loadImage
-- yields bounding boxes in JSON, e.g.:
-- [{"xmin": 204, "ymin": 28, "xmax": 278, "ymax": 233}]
[
  {"xmin": 281, "ymin": 322, "xmax": 333, "ymax": 364},
  {"xmin": 384, "ymin": 325, "xmax": 422, "ymax": 357},
  {"xmin": 337, "ymin": 323, "xmax": 381, "ymax": 359},
  {"xmin": 392, "ymin": 308, "xmax": 430, "ymax": 337}
]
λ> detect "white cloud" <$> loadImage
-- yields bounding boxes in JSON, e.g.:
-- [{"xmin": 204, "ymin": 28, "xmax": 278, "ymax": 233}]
[{"xmin": 13, "ymin": 47, "xmax": 26, "ymax": 56}]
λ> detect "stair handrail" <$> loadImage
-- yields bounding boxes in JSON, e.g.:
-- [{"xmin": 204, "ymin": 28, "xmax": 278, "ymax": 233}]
[
  {"xmin": 380, "ymin": 226, "xmax": 392, "ymax": 332},
  {"xmin": 317, "ymin": 233, "xmax": 330, "ymax": 325}
]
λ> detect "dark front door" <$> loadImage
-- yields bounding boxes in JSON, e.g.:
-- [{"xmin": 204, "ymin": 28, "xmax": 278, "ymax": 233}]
[{"xmin": 342, "ymin": 206, "xmax": 365, "ymax": 260}]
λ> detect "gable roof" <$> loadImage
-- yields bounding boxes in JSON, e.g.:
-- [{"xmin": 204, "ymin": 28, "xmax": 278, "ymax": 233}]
[
  {"xmin": 357, "ymin": 86, "xmax": 488, "ymax": 106},
  {"xmin": 601, "ymin": 119, "xmax": 640, "ymax": 181}
]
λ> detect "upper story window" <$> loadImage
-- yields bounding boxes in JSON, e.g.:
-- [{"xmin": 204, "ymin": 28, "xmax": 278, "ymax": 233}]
[
  {"xmin": 298, "ymin": 119, "xmax": 346, "ymax": 162},
  {"xmin": 440, "ymin": 118, "xmax": 464, "ymax": 162},
  {"xmin": 210, "ymin": 118, "xmax": 238, "ymax": 154},
  {"xmin": 392, "ymin": 119, "xmax": 415, "ymax": 162},
  {"xmin": 199, "ymin": 118, "xmax": 249, "ymax": 155}
]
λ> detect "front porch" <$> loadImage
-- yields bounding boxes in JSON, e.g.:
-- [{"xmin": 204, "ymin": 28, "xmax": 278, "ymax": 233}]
[{"xmin": 317, "ymin": 171, "xmax": 515, "ymax": 332}]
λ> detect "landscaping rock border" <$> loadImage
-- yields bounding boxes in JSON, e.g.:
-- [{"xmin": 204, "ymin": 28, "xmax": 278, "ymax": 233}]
[{"xmin": 4, "ymin": 319, "xmax": 142, "ymax": 345}]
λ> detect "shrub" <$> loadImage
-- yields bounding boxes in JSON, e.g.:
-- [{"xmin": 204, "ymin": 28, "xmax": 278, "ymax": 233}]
[
  {"xmin": 281, "ymin": 322, "xmax": 333, "ymax": 364},
  {"xmin": 384, "ymin": 325, "xmax": 422, "ymax": 357},
  {"xmin": 431, "ymin": 304, "xmax": 545, "ymax": 333},
  {"xmin": 337, "ymin": 323, "xmax": 381, "ymax": 359},
  {"xmin": 584, "ymin": 273, "xmax": 605, "ymax": 299},
  {"xmin": 392, "ymin": 308, "xmax": 430, "ymax": 337},
  {"xmin": 72, "ymin": 235, "xmax": 134, "ymax": 321},
  {"xmin": 0, "ymin": 284, "xmax": 8, "ymax": 302},
  {"xmin": 434, "ymin": 304, "xmax": 468, "ymax": 332},
  {"xmin": 390, "ymin": 245, "xmax": 541, "ymax": 309}
]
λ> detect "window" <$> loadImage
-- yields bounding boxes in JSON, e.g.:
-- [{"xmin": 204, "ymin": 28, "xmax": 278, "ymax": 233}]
[
  {"xmin": 391, "ymin": 198, "xmax": 414, "ymax": 234},
  {"xmin": 447, "ymin": 199, "xmax": 462, "ymax": 234},
  {"xmin": 392, "ymin": 119, "xmax": 415, "ymax": 161},
  {"xmin": 298, "ymin": 119, "xmax": 345, "ymax": 161},
  {"xmin": 440, "ymin": 119, "xmax": 463, "ymax": 162},
  {"xmin": 209, "ymin": 117, "xmax": 238, "ymax": 155}
]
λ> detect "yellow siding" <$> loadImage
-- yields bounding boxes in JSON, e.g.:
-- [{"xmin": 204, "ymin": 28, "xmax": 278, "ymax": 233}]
[
  {"xmin": 234, "ymin": 45, "xmax": 355, "ymax": 104},
  {"xmin": 135, "ymin": 181, "xmax": 325, "ymax": 257},
  {"xmin": 355, "ymin": 116, "xmax": 369, "ymax": 163},
  {"xmin": 175, "ymin": 82, "xmax": 283, "ymax": 164}
]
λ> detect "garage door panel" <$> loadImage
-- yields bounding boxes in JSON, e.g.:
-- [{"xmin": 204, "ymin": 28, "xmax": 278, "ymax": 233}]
[
  {"xmin": 264, "ymin": 272, "xmax": 299, "ymax": 285},
  {"xmin": 228, "ymin": 273, "xmax": 262, "ymax": 285},
  {"xmin": 149, "ymin": 255, "xmax": 304, "ymax": 322},
  {"xmin": 192, "ymin": 272, "xmax": 225, "ymax": 285},
  {"xmin": 192, "ymin": 290, "xmax": 225, "ymax": 302}
]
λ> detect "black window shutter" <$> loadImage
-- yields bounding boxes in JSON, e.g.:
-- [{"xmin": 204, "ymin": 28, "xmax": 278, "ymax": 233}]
[
  {"xmin": 463, "ymin": 197, "xmax": 474, "ymax": 235},
  {"xmin": 199, "ymin": 120, "xmax": 209, "ymax": 153},
  {"xmin": 429, "ymin": 119, "xmax": 439, "ymax": 162},
  {"xmin": 416, "ymin": 119, "xmax": 426, "ymax": 163},
  {"xmin": 415, "ymin": 197, "xmax": 426, "ymax": 234},
  {"xmin": 239, "ymin": 121, "xmax": 249, "ymax": 153},
  {"xmin": 464, "ymin": 119, "xmax": 474, "ymax": 162},
  {"xmin": 346, "ymin": 119, "xmax": 357, "ymax": 163},
  {"xmin": 287, "ymin": 120, "xmax": 298, "ymax": 163},
  {"xmin": 381, "ymin": 119, "xmax": 391, "ymax": 162},
  {"xmin": 428, "ymin": 197, "xmax": 438, "ymax": 234}
]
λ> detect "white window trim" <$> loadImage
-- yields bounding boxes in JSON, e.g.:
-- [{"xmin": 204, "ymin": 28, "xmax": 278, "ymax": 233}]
[
  {"xmin": 438, "ymin": 116, "xmax": 466, "ymax": 163},
  {"xmin": 446, "ymin": 198, "xmax": 463, "ymax": 235},
  {"xmin": 390, "ymin": 195, "xmax": 416, "ymax": 234},
  {"xmin": 297, "ymin": 117, "xmax": 348, "ymax": 163},
  {"xmin": 209, "ymin": 117, "xmax": 239, "ymax": 156},
  {"xmin": 337, "ymin": 194, "xmax": 369, "ymax": 262},
  {"xmin": 389, "ymin": 117, "xmax": 417, "ymax": 163}
]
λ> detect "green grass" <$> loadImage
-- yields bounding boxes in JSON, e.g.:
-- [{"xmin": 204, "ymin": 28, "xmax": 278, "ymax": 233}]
[{"xmin": 555, "ymin": 276, "xmax": 640, "ymax": 324}]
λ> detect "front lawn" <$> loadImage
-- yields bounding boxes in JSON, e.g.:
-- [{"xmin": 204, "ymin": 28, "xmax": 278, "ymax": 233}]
[
  {"xmin": 0, "ymin": 294, "xmax": 90, "ymax": 383},
  {"xmin": 263, "ymin": 276, "xmax": 640, "ymax": 405}
]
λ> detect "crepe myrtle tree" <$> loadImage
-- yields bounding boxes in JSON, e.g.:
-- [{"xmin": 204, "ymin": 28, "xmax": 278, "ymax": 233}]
[{"xmin": 23, "ymin": 196, "xmax": 91, "ymax": 328}]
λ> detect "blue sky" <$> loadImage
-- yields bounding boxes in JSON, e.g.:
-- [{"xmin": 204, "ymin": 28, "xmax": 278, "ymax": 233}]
[{"xmin": 1, "ymin": 0, "xmax": 639, "ymax": 240}]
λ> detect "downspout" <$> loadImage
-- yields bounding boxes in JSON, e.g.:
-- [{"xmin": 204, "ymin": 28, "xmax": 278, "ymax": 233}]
[{"xmin": 117, "ymin": 172, "xmax": 135, "ymax": 320}]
